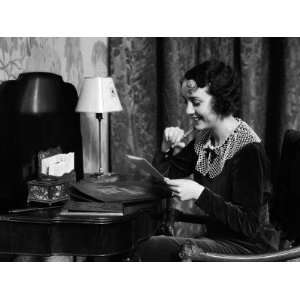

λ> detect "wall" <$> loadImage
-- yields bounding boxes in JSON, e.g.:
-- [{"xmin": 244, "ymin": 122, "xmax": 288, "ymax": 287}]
[{"xmin": 0, "ymin": 37, "xmax": 109, "ymax": 174}]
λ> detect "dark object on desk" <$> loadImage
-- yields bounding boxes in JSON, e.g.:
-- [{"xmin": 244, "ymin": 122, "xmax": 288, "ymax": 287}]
[
  {"xmin": 0, "ymin": 72, "xmax": 83, "ymax": 211},
  {"xmin": 0, "ymin": 176, "xmax": 167, "ymax": 260},
  {"xmin": 178, "ymin": 129, "xmax": 300, "ymax": 261}
]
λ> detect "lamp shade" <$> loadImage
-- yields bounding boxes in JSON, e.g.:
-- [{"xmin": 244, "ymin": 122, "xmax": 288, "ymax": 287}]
[
  {"xmin": 15, "ymin": 72, "xmax": 66, "ymax": 114},
  {"xmin": 76, "ymin": 77, "xmax": 122, "ymax": 113}
]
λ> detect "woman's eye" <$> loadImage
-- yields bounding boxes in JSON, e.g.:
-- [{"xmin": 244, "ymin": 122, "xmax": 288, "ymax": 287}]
[{"xmin": 192, "ymin": 101, "xmax": 201, "ymax": 107}]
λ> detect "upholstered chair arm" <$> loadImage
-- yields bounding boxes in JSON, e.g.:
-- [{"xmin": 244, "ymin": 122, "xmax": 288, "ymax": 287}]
[{"xmin": 179, "ymin": 242, "xmax": 300, "ymax": 262}]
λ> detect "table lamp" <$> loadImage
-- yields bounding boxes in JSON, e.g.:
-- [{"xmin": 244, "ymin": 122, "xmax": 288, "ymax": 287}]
[{"xmin": 76, "ymin": 77, "xmax": 122, "ymax": 179}]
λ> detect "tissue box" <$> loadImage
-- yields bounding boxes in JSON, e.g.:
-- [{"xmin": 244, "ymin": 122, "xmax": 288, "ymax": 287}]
[
  {"xmin": 38, "ymin": 147, "xmax": 74, "ymax": 178},
  {"xmin": 27, "ymin": 147, "xmax": 76, "ymax": 205},
  {"xmin": 27, "ymin": 171, "xmax": 76, "ymax": 205}
]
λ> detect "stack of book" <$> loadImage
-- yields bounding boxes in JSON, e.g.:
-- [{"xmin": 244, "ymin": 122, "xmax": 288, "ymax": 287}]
[
  {"xmin": 60, "ymin": 200, "xmax": 124, "ymax": 217},
  {"xmin": 60, "ymin": 179, "xmax": 170, "ymax": 217}
]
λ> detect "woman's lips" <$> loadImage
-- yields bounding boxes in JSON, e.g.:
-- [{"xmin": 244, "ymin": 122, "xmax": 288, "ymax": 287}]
[{"xmin": 192, "ymin": 115, "xmax": 202, "ymax": 121}]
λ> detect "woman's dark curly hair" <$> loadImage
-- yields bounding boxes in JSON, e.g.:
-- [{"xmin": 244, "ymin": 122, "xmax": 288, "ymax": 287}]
[{"xmin": 183, "ymin": 60, "xmax": 241, "ymax": 117}]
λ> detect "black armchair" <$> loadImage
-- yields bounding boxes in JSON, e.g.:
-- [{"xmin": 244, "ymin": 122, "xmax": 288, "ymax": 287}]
[{"xmin": 166, "ymin": 129, "xmax": 300, "ymax": 261}]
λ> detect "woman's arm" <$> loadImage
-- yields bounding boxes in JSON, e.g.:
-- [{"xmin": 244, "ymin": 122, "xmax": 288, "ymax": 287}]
[
  {"xmin": 152, "ymin": 140, "xmax": 198, "ymax": 179},
  {"xmin": 195, "ymin": 143, "xmax": 269, "ymax": 239}
]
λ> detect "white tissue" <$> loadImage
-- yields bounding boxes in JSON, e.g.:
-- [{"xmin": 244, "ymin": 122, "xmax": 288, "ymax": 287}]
[{"xmin": 41, "ymin": 152, "xmax": 74, "ymax": 176}]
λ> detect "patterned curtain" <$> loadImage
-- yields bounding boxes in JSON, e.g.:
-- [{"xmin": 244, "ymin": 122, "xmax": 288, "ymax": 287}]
[
  {"xmin": 109, "ymin": 38, "xmax": 157, "ymax": 174},
  {"xmin": 110, "ymin": 37, "xmax": 300, "ymax": 173},
  {"xmin": 109, "ymin": 37, "xmax": 300, "ymax": 235}
]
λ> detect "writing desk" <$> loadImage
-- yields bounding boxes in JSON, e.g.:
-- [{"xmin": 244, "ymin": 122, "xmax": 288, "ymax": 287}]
[{"xmin": 0, "ymin": 181, "xmax": 167, "ymax": 261}]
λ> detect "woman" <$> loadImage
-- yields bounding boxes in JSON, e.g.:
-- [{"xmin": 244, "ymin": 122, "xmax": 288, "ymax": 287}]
[{"xmin": 136, "ymin": 60, "xmax": 280, "ymax": 261}]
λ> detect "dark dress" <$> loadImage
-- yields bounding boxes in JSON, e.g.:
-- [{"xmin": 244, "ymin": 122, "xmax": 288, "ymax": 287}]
[{"xmin": 136, "ymin": 120, "xmax": 280, "ymax": 261}]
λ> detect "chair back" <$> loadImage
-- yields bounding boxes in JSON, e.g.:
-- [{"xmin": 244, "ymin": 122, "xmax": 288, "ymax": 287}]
[{"xmin": 273, "ymin": 129, "xmax": 300, "ymax": 242}]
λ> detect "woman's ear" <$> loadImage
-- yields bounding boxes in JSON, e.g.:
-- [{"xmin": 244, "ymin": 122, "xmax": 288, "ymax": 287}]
[{"xmin": 203, "ymin": 84, "xmax": 210, "ymax": 93}]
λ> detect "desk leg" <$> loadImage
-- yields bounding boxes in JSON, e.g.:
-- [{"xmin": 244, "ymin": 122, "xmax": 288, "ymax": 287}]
[
  {"xmin": 87, "ymin": 253, "xmax": 131, "ymax": 262},
  {"xmin": 13, "ymin": 255, "xmax": 74, "ymax": 262},
  {"xmin": 0, "ymin": 254, "xmax": 15, "ymax": 261},
  {"xmin": 73, "ymin": 256, "xmax": 88, "ymax": 262}
]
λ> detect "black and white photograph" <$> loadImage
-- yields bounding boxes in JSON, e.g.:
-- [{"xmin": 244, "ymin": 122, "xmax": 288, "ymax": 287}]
[{"xmin": 0, "ymin": 1, "xmax": 299, "ymax": 299}]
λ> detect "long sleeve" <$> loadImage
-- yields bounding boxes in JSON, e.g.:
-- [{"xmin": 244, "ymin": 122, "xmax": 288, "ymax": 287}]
[
  {"xmin": 152, "ymin": 140, "xmax": 198, "ymax": 179},
  {"xmin": 195, "ymin": 143, "xmax": 270, "ymax": 240}
]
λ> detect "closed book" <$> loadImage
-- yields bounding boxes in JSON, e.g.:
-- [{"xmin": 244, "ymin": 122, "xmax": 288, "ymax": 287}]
[
  {"xmin": 60, "ymin": 209, "xmax": 124, "ymax": 217},
  {"xmin": 59, "ymin": 210, "xmax": 124, "ymax": 217},
  {"xmin": 60, "ymin": 199, "xmax": 124, "ymax": 216}
]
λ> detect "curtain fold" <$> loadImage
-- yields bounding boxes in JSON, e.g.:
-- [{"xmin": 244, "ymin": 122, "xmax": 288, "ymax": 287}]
[
  {"xmin": 240, "ymin": 37, "xmax": 269, "ymax": 140},
  {"xmin": 109, "ymin": 37, "xmax": 300, "ymax": 178},
  {"xmin": 157, "ymin": 38, "xmax": 198, "ymax": 132},
  {"xmin": 198, "ymin": 37, "xmax": 235, "ymax": 67},
  {"xmin": 109, "ymin": 38, "xmax": 157, "ymax": 174}
]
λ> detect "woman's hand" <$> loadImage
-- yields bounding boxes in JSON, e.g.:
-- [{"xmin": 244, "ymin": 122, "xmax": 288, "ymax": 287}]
[
  {"xmin": 161, "ymin": 127, "xmax": 186, "ymax": 153},
  {"xmin": 164, "ymin": 178, "xmax": 205, "ymax": 201}
]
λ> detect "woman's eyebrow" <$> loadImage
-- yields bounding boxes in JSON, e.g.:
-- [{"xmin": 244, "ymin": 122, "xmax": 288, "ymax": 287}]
[
  {"xmin": 181, "ymin": 95, "xmax": 201, "ymax": 103},
  {"xmin": 188, "ymin": 96, "xmax": 201, "ymax": 101}
]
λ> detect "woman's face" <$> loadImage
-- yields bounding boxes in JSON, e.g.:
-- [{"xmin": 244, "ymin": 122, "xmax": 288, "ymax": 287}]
[{"xmin": 181, "ymin": 80, "xmax": 219, "ymax": 130}]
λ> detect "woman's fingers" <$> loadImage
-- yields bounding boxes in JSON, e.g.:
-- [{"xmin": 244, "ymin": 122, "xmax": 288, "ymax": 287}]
[
  {"xmin": 164, "ymin": 179, "xmax": 181, "ymax": 195},
  {"xmin": 164, "ymin": 178, "xmax": 181, "ymax": 185},
  {"xmin": 169, "ymin": 186, "xmax": 180, "ymax": 193},
  {"xmin": 164, "ymin": 177, "xmax": 175, "ymax": 185},
  {"xmin": 164, "ymin": 178, "xmax": 204, "ymax": 201},
  {"xmin": 164, "ymin": 127, "xmax": 184, "ymax": 146},
  {"xmin": 173, "ymin": 142, "xmax": 186, "ymax": 149}
]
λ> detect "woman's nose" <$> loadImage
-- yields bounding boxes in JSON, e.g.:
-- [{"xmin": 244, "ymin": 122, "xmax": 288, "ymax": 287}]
[{"xmin": 186, "ymin": 101, "xmax": 195, "ymax": 115}]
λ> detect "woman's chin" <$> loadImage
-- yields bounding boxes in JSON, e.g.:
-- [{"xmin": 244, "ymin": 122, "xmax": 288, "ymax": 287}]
[{"xmin": 194, "ymin": 120, "xmax": 208, "ymax": 130}]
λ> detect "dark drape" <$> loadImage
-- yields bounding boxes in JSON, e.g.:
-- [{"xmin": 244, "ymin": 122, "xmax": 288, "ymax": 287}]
[{"xmin": 109, "ymin": 37, "xmax": 300, "ymax": 179}]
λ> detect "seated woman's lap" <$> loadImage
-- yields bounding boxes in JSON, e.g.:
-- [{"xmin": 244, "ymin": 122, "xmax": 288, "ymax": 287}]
[{"xmin": 135, "ymin": 235, "xmax": 259, "ymax": 262}]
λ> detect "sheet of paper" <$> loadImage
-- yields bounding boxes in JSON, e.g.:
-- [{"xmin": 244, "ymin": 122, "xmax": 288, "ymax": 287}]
[
  {"xmin": 126, "ymin": 154, "xmax": 165, "ymax": 181},
  {"xmin": 41, "ymin": 152, "xmax": 74, "ymax": 176}
]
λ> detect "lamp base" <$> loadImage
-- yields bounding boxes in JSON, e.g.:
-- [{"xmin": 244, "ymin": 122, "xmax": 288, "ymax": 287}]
[{"xmin": 85, "ymin": 172, "xmax": 120, "ymax": 183}]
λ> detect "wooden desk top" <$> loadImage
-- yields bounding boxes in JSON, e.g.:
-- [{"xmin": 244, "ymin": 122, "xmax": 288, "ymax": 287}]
[{"xmin": 0, "ymin": 179, "xmax": 168, "ymax": 258}]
